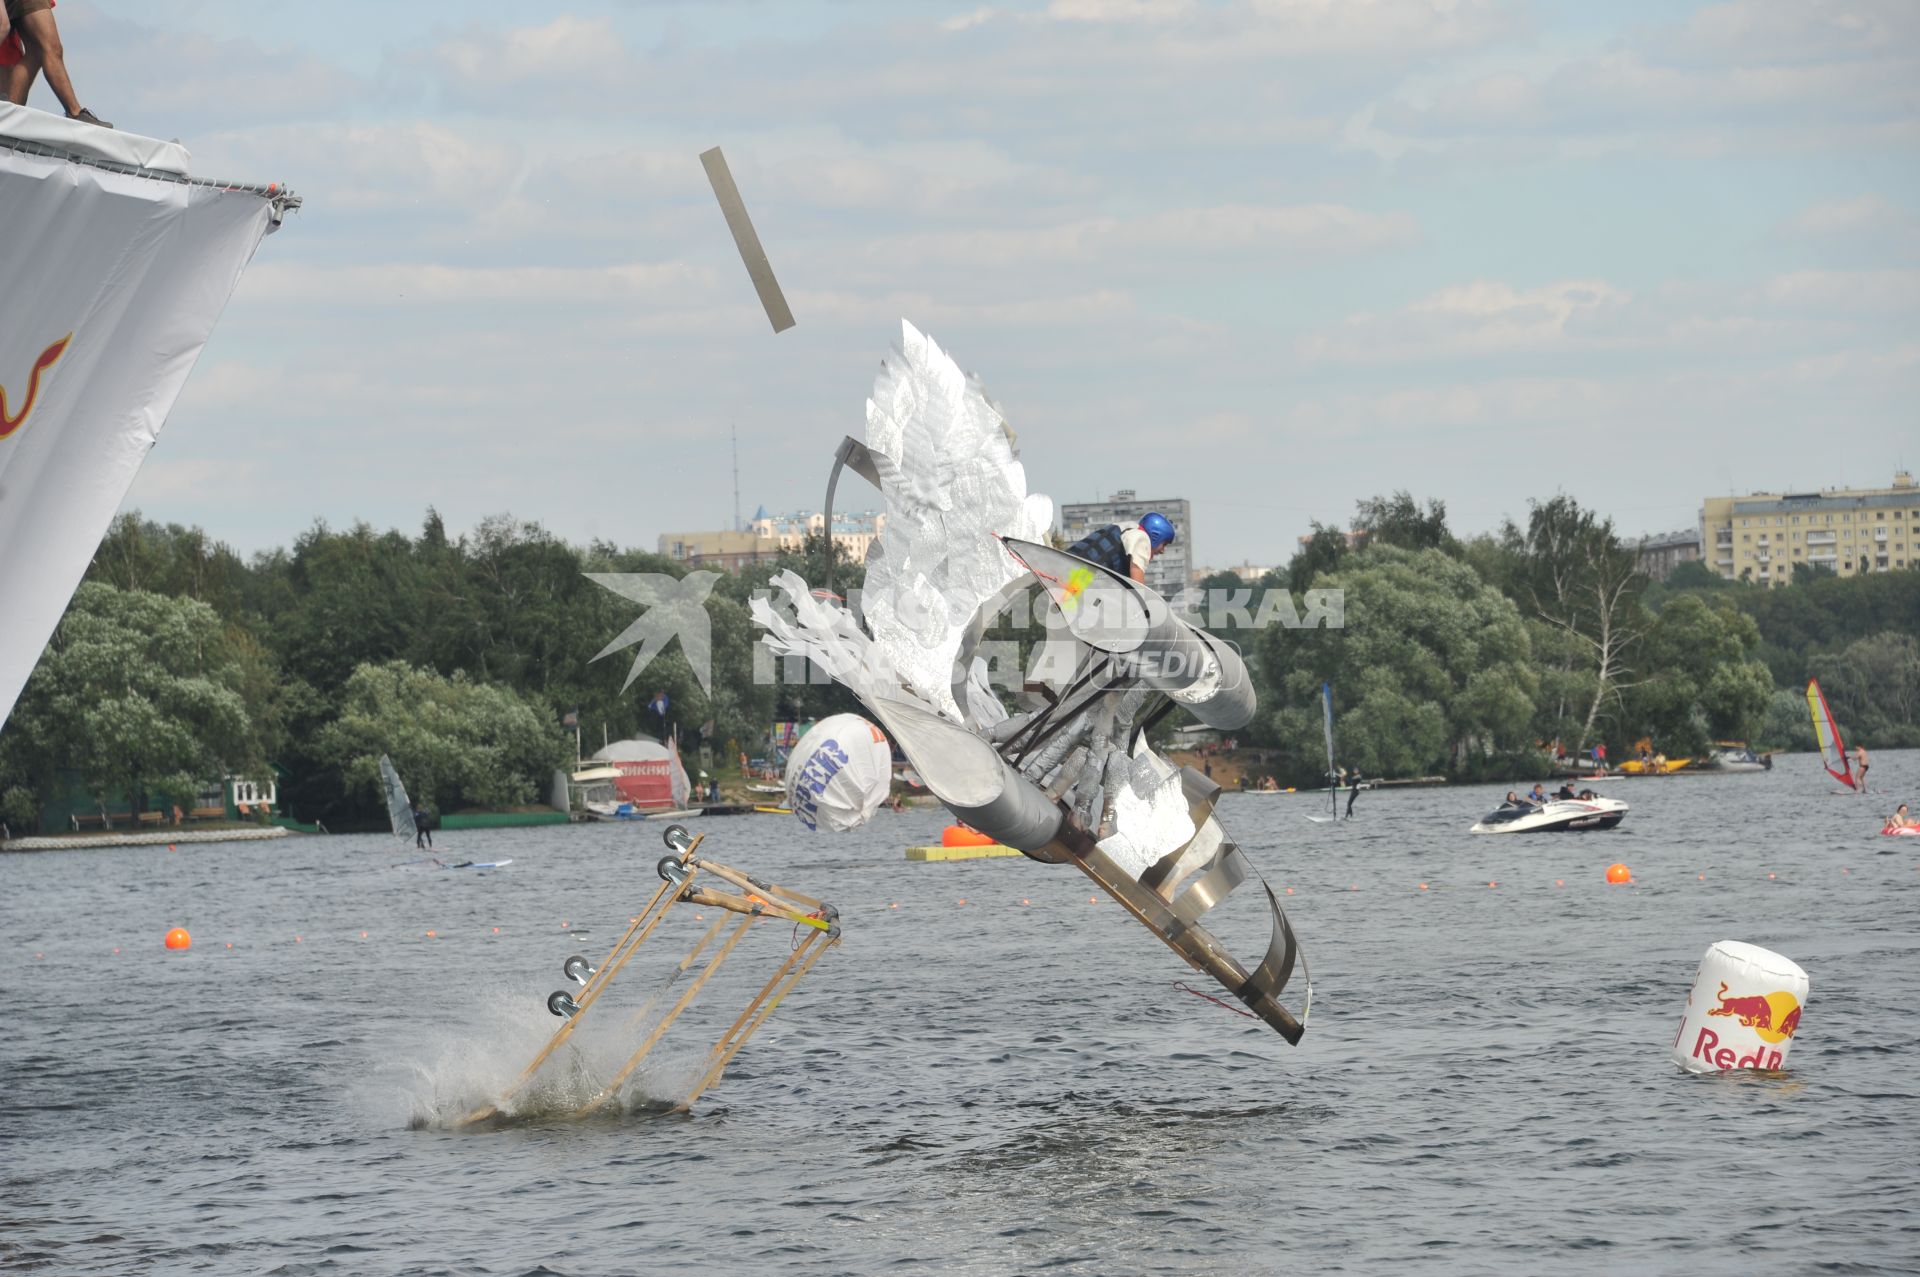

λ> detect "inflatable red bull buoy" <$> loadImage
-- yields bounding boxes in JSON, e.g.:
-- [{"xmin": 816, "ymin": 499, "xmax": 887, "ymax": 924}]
[
  {"xmin": 1671, "ymin": 941, "xmax": 1808, "ymax": 1073},
  {"xmin": 940, "ymin": 825, "xmax": 996, "ymax": 848}
]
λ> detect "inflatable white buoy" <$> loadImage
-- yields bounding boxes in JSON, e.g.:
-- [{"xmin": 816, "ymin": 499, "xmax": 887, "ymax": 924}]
[
  {"xmin": 1671, "ymin": 941, "xmax": 1809, "ymax": 1073},
  {"xmin": 785, "ymin": 714, "xmax": 893, "ymax": 832}
]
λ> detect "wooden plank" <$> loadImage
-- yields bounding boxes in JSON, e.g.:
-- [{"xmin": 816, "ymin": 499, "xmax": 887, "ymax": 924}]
[{"xmin": 699, "ymin": 146, "xmax": 795, "ymax": 334}]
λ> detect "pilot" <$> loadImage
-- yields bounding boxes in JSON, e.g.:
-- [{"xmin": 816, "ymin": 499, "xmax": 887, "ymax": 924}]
[
  {"xmin": 1065, "ymin": 512, "xmax": 1176, "ymax": 585},
  {"xmin": 1553, "ymin": 781, "xmax": 1578, "ymax": 800}
]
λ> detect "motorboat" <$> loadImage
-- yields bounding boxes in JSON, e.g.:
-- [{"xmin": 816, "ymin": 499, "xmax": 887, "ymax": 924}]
[
  {"xmin": 583, "ymin": 798, "xmax": 704, "ymax": 822},
  {"xmin": 1471, "ymin": 796, "xmax": 1629, "ymax": 834},
  {"xmin": 1618, "ymin": 756, "xmax": 1691, "ymax": 775},
  {"xmin": 1700, "ymin": 743, "xmax": 1771, "ymax": 773}
]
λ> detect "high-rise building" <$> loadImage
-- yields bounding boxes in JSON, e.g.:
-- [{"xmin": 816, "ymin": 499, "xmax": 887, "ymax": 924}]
[
  {"xmin": 1700, "ymin": 471, "xmax": 1918, "ymax": 587},
  {"xmin": 1057, "ymin": 490, "xmax": 1193, "ymax": 593}
]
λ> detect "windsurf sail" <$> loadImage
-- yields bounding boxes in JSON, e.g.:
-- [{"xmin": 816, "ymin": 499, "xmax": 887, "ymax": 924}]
[
  {"xmin": 1806, "ymin": 679, "xmax": 1854, "ymax": 790},
  {"xmin": 380, "ymin": 755, "xmax": 418, "ymax": 843},
  {"xmin": 667, "ymin": 734, "xmax": 693, "ymax": 809},
  {"xmin": 1321, "ymin": 682, "xmax": 1338, "ymax": 818}
]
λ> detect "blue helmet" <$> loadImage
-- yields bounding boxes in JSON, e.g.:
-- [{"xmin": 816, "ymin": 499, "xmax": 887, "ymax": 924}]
[{"xmin": 1140, "ymin": 511, "xmax": 1176, "ymax": 548}]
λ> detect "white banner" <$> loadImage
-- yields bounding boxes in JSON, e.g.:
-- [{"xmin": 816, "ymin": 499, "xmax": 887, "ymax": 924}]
[{"xmin": 0, "ymin": 135, "xmax": 286, "ymax": 728}]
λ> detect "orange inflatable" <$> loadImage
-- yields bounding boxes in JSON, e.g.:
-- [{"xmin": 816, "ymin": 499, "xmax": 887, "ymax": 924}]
[{"xmin": 940, "ymin": 825, "xmax": 996, "ymax": 848}]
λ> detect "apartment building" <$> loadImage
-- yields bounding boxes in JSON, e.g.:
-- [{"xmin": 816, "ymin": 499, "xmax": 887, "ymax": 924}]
[{"xmin": 1700, "ymin": 471, "xmax": 1918, "ymax": 586}]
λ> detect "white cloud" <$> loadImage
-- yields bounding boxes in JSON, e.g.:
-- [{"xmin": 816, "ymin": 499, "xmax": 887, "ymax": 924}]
[
  {"xmin": 1357, "ymin": 0, "xmax": 1920, "ymax": 157},
  {"xmin": 238, "ymin": 260, "xmax": 713, "ymax": 306},
  {"xmin": 430, "ymin": 15, "xmax": 630, "ymax": 87},
  {"xmin": 1302, "ymin": 279, "xmax": 1630, "ymax": 364},
  {"xmin": 1762, "ymin": 269, "xmax": 1920, "ymax": 314},
  {"xmin": 941, "ymin": 7, "xmax": 999, "ymax": 32},
  {"xmin": 1783, "ymin": 195, "xmax": 1920, "ymax": 256},
  {"xmin": 1045, "ymin": 0, "xmax": 1199, "ymax": 23},
  {"xmin": 864, "ymin": 203, "xmax": 1417, "ymax": 272}
]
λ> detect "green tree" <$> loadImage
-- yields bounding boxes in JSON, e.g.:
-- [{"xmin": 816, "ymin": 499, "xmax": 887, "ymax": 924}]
[
  {"xmin": 1760, "ymin": 687, "xmax": 1816, "ymax": 752},
  {"xmin": 1285, "ymin": 523, "xmax": 1349, "ymax": 593},
  {"xmin": 0, "ymin": 583, "xmax": 269, "ymax": 822},
  {"xmin": 1260, "ymin": 547, "xmax": 1536, "ymax": 778},
  {"xmin": 312, "ymin": 661, "xmax": 571, "ymax": 819},
  {"xmin": 1352, "ymin": 490, "xmax": 1455, "ymax": 553},
  {"xmin": 1808, "ymin": 632, "xmax": 1920, "ymax": 748},
  {"xmin": 1623, "ymin": 595, "xmax": 1772, "ymax": 753},
  {"xmin": 1514, "ymin": 495, "xmax": 1646, "ymax": 751}
]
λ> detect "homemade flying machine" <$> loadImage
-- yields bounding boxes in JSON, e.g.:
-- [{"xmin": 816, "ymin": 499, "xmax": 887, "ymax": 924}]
[
  {"xmin": 458, "ymin": 825, "xmax": 839, "ymax": 1124},
  {"xmin": 753, "ymin": 321, "xmax": 1310, "ymax": 1042}
]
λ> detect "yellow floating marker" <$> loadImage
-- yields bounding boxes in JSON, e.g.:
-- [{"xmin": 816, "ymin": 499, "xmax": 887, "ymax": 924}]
[{"xmin": 904, "ymin": 843, "xmax": 1023, "ymax": 862}]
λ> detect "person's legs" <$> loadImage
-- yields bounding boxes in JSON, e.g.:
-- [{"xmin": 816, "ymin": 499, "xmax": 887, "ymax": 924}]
[
  {"xmin": 17, "ymin": 7, "xmax": 80, "ymax": 117},
  {"xmin": 5, "ymin": 47, "xmax": 38, "ymax": 106}
]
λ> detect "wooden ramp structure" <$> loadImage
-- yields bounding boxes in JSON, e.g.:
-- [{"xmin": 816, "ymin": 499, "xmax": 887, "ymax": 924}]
[{"xmin": 459, "ymin": 825, "xmax": 839, "ymax": 1125}]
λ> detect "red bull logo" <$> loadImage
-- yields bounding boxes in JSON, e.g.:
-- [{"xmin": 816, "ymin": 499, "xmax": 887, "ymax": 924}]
[
  {"xmin": 1687, "ymin": 981, "xmax": 1801, "ymax": 1069},
  {"xmin": 0, "ymin": 333, "xmax": 73, "ymax": 442}
]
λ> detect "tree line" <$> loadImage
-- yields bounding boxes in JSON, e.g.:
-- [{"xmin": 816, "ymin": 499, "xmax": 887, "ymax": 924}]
[
  {"xmin": 1233, "ymin": 492, "xmax": 1919, "ymax": 783},
  {"xmin": 0, "ymin": 511, "xmax": 861, "ymax": 832},
  {"xmin": 1, "ymin": 494, "xmax": 1915, "ymax": 830}
]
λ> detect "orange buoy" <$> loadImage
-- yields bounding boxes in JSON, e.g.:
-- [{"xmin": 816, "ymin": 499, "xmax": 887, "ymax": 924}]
[
  {"xmin": 1605, "ymin": 862, "xmax": 1631, "ymax": 884},
  {"xmin": 163, "ymin": 927, "xmax": 191, "ymax": 950},
  {"xmin": 940, "ymin": 825, "xmax": 995, "ymax": 848}
]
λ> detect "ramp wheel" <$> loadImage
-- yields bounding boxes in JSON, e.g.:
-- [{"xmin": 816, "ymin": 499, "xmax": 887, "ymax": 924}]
[
  {"xmin": 563, "ymin": 955, "xmax": 595, "ymax": 985},
  {"xmin": 547, "ymin": 990, "xmax": 579, "ymax": 1019}
]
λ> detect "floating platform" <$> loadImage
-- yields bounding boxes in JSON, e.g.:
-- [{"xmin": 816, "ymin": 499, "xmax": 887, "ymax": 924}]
[
  {"xmin": 1, "ymin": 826, "xmax": 290, "ymax": 852},
  {"xmin": 905, "ymin": 843, "xmax": 1023, "ymax": 861}
]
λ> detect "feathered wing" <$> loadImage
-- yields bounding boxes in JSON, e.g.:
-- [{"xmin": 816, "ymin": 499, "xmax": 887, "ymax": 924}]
[{"xmin": 858, "ymin": 321, "xmax": 1053, "ymax": 719}]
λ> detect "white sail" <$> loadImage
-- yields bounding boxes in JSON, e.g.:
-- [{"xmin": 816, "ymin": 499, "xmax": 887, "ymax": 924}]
[
  {"xmin": 0, "ymin": 109, "xmax": 297, "ymax": 729},
  {"xmin": 380, "ymin": 755, "xmax": 418, "ymax": 844},
  {"xmin": 1321, "ymin": 682, "xmax": 1338, "ymax": 819}
]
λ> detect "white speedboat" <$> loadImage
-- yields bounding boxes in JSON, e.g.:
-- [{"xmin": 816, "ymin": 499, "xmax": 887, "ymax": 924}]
[
  {"xmin": 1701, "ymin": 744, "xmax": 1770, "ymax": 773},
  {"xmin": 1470, "ymin": 796, "xmax": 1628, "ymax": 834}
]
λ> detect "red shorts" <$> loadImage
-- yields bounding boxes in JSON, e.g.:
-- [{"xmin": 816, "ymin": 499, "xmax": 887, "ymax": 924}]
[{"xmin": 3, "ymin": 0, "xmax": 53, "ymax": 68}]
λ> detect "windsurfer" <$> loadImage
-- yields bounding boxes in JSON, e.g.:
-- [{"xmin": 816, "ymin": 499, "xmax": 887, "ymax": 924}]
[
  {"xmin": 1852, "ymin": 743, "xmax": 1869, "ymax": 793},
  {"xmin": 412, "ymin": 802, "xmax": 432, "ymax": 848},
  {"xmin": 1345, "ymin": 771, "xmax": 1361, "ymax": 818},
  {"xmin": 1065, "ymin": 512, "xmax": 1176, "ymax": 585}
]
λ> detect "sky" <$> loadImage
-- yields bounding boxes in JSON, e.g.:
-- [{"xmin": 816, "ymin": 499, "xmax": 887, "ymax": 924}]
[{"xmin": 53, "ymin": 0, "xmax": 1920, "ymax": 569}]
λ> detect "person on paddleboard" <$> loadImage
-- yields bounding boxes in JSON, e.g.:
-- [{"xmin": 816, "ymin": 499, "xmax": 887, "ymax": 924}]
[{"xmin": 1065, "ymin": 511, "xmax": 1176, "ymax": 584}]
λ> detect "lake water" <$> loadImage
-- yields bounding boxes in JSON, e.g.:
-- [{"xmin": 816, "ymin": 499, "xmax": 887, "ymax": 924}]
[{"xmin": 4, "ymin": 749, "xmax": 1917, "ymax": 1275}]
